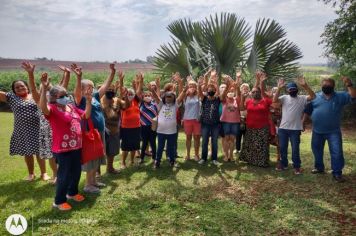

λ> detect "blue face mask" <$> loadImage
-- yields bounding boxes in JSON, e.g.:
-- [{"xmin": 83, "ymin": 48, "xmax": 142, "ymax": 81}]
[{"xmin": 56, "ymin": 96, "xmax": 71, "ymax": 106}]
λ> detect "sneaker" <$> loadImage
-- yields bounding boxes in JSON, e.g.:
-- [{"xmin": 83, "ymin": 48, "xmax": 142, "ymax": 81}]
[
  {"xmin": 233, "ymin": 149, "xmax": 237, "ymax": 154},
  {"xmin": 198, "ymin": 159, "xmax": 206, "ymax": 165},
  {"xmin": 83, "ymin": 185, "xmax": 101, "ymax": 194},
  {"xmin": 53, "ymin": 202, "xmax": 72, "ymax": 211},
  {"xmin": 94, "ymin": 182, "xmax": 106, "ymax": 188},
  {"xmin": 275, "ymin": 164, "xmax": 288, "ymax": 171},
  {"xmin": 294, "ymin": 168, "xmax": 302, "ymax": 175},
  {"xmin": 212, "ymin": 160, "xmax": 219, "ymax": 166},
  {"xmin": 66, "ymin": 194, "xmax": 85, "ymax": 202},
  {"xmin": 311, "ymin": 169, "xmax": 325, "ymax": 174},
  {"xmin": 333, "ymin": 175, "xmax": 346, "ymax": 183},
  {"xmin": 173, "ymin": 162, "xmax": 180, "ymax": 168}
]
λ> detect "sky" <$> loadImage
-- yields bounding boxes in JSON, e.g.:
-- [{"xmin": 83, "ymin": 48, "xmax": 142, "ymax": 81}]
[{"xmin": 0, "ymin": 0, "xmax": 337, "ymax": 64}]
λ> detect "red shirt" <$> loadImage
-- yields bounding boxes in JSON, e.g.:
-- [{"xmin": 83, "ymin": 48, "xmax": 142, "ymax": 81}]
[
  {"xmin": 46, "ymin": 104, "xmax": 84, "ymax": 153},
  {"xmin": 245, "ymin": 98, "xmax": 272, "ymax": 129},
  {"xmin": 121, "ymin": 97, "xmax": 141, "ymax": 128}
]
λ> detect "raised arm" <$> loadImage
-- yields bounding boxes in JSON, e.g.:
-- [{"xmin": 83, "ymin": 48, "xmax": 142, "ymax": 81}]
[
  {"xmin": 136, "ymin": 72, "xmax": 144, "ymax": 98},
  {"xmin": 259, "ymin": 72, "xmax": 269, "ymax": 98},
  {"xmin": 21, "ymin": 61, "xmax": 40, "ymax": 103},
  {"xmin": 235, "ymin": 70, "xmax": 242, "ymax": 98},
  {"xmin": 82, "ymin": 86, "xmax": 93, "ymax": 119},
  {"xmin": 341, "ymin": 76, "xmax": 356, "ymax": 98},
  {"xmin": 155, "ymin": 77, "xmax": 161, "ymax": 98},
  {"xmin": 273, "ymin": 79, "xmax": 285, "ymax": 103},
  {"xmin": 197, "ymin": 76, "xmax": 205, "ymax": 100},
  {"xmin": 39, "ymin": 73, "xmax": 51, "ymax": 115},
  {"xmin": 176, "ymin": 84, "xmax": 187, "ymax": 104},
  {"xmin": 148, "ymin": 83, "xmax": 161, "ymax": 104},
  {"xmin": 0, "ymin": 91, "xmax": 7, "ymax": 102},
  {"xmin": 117, "ymin": 70, "xmax": 125, "ymax": 99},
  {"xmin": 71, "ymin": 63, "xmax": 83, "ymax": 105},
  {"xmin": 58, "ymin": 65, "xmax": 71, "ymax": 89},
  {"xmin": 297, "ymin": 76, "xmax": 316, "ymax": 101},
  {"xmin": 98, "ymin": 63, "xmax": 116, "ymax": 98}
]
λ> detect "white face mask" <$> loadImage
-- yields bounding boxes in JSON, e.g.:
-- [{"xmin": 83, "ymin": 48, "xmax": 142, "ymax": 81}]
[
  {"xmin": 128, "ymin": 95, "xmax": 135, "ymax": 101},
  {"xmin": 227, "ymin": 92, "xmax": 234, "ymax": 98},
  {"xmin": 144, "ymin": 96, "xmax": 152, "ymax": 103}
]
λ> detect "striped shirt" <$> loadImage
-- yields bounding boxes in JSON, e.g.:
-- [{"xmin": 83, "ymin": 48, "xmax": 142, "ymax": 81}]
[{"xmin": 140, "ymin": 102, "xmax": 158, "ymax": 126}]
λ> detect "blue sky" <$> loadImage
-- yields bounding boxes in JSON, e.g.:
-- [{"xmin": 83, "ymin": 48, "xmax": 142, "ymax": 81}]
[{"xmin": 0, "ymin": 0, "xmax": 337, "ymax": 63}]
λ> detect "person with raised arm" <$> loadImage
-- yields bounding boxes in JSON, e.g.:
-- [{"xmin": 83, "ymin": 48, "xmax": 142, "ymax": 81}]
[
  {"xmin": 39, "ymin": 73, "xmax": 91, "ymax": 211},
  {"xmin": 239, "ymin": 71, "xmax": 272, "ymax": 167},
  {"xmin": 273, "ymin": 76, "xmax": 315, "ymax": 175},
  {"xmin": 0, "ymin": 63, "xmax": 48, "ymax": 181},
  {"xmin": 74, "ymin": 63, "xmax": 115, "ymax": 193},
  {"xmin": 305, "ymin": 77, "xmax": 356, "ymax": 182}
]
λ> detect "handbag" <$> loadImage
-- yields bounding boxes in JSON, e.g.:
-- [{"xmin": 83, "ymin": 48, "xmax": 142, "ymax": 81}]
[{"xmin": 81, "ymin": 118, "xmax": 105, "ymax": 164}]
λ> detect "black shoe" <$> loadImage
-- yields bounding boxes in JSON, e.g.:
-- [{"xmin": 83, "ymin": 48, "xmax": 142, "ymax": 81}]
[
  {"xmin": 333, "ymin": 175, "xmax": 345, "ymax": 183},
  {"xmin": 311, "ymin": 169, "xmax": 325, "ymax": 174},
  {"xmin": 169, "ymin": 161, "xmax": 174, "ymax": 167}
]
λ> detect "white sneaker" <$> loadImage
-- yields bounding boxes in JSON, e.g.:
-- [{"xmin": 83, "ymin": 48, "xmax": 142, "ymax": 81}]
[
  {"xmin": 198, "ymin": 159, "xmax": 206, "ymax": 164},
  {"xmin": 212, "ymin": 160, "xmax": 219, "ymax": 166},
  {"xmin": 233, "ymin": 149, "xmax": 237, "ymax": 154}
]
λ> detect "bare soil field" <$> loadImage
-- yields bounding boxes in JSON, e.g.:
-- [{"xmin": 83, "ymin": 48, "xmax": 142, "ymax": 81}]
[{"xmin": 0, "ymin": 58, "xmax": 155, "ymax": 72}]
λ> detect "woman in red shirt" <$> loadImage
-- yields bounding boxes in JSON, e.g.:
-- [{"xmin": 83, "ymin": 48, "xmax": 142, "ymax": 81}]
[
  {"xmin": 239, "ymin": 73, "xmax": 271, "ymax": 167},
  {"xmin": 120, "ymin": 73, "xmax": 143, "ymax": 168}
]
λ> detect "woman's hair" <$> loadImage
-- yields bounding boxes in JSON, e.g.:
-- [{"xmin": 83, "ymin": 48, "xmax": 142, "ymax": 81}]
[
  {"xmin": 162, "ymin": 92, "xmax": 176, "ymax": 104},
  {"xmin": 11, "ymin": 80, "xmax": 29, "ymax": 93},
  {"xmin": 240, "ymin": 83, "xmax": 250, "ymax": 92},
  {"xmin": 81, "ymin": 79, "xmax": 94, "ymax": 88},
  {"xmin": 49, "ymin": 85, "xmax": 67, "ymax": 104}
]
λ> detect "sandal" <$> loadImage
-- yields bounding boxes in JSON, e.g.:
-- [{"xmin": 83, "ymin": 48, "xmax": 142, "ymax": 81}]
[{"xmin": 24, "ymin": 174, "xmax": 36, "ymax": 181}]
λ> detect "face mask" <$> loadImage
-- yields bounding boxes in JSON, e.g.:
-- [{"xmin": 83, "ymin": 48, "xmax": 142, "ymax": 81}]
[
  {"xmin": 105, "ymin": 91, "xmax": 116, "ymax": 99},
  {"xmin": 322, "ymin": 85, "xmax": 334, "ymax": 95},
  {"xmin": 128, "ymin": 95, "xmax": 135, "ymax": 101},
  {"xmin": 227, "ymin": 92, "xmax": 234, "ymax": 98},
  {"xmin": 289, "ymin": 90, "xmax": 298, "ymax": 97},
  {"xmin": 252, "ymin": 92, "xmax": 261, "ymax": 100},
  {"xmin": 144, "ymin": 96, "xmax": 152, "ymax": 103},
  {"xmin": 208, "ymin": 91, "xmax": 216, "ymax": 97},
  {"xmin": 56, "ymin": 96, "xmax": 71, "ymax": 106},
  {"xmin": 18, "ymin": 92, "xmax": 28, "ymax": 98}
]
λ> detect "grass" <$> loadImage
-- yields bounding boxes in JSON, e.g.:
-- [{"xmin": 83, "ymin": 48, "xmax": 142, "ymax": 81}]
[{"xmin": 0, "ymin": 112, "xmax": 355, "ymax": 235}]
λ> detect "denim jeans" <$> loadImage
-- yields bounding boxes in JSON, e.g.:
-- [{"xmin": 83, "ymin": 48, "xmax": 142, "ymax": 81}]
[
  {"xmin": 53, "ymin": 149, "xmax": 82, "ymax": 205},
  {"xmin": 201, "ymin": 124, "xmax": 219, "ymax": 161},
  {"xmin": 278, "ymin": 129, "xmax": 301, "ymax": 169},
  {"xmin": 311, "ymin": 131, "xmax": 344, "ymax": 176},
  {"xmin": 156, "ymin": 133, "xmax": 176, "ymax": 164},
  {"xmin": 140, "ymin": 125, "xmax": 157, "ymax": 160}
]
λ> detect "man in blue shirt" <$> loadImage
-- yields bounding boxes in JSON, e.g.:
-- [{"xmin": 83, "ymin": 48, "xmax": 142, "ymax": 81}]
[{"xmin": 306, "ymin": 77, "xmax": 356, "ymax": 182}]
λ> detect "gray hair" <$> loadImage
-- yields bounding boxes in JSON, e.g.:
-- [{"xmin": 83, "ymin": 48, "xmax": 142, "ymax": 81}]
[{"xmin": 49, "ymin": 85, "xmax": 67, "ymax": 103}]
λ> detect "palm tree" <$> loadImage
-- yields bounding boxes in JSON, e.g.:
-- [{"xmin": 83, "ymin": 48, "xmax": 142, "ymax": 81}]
[{"xmin": 154, "ymin": 12, "xmax": 302, "ymax": 82}]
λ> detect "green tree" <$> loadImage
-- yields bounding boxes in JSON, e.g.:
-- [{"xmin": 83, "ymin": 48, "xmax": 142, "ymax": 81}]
[
  {"xmin": 319, "ymin": 0, "xmax": 356, "ymax": 77},
  {"xmin": 154, "ymin": 12, "xmax": 302, "ymax": 83}
]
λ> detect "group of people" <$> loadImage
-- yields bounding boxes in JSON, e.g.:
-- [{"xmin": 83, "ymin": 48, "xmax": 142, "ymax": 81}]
[{"xmin": 0, "ymin": 62, "xmax": 355, "ymax": 211}]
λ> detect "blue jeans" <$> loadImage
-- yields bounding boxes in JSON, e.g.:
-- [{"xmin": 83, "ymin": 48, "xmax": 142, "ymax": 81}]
[
  {"xmin": 53, "ymin": 149, "xmax": 82, "ymax": 205},
  {"xmin": 201, "ymin": 124, "xmax": 219, "ymax": 161},
  {"xmin": 278, "ymin": 129, "xmax": 301, "ymax": 169},
  {"xmin": 311, "ymin": 131, "xmax": 344, "ymax": 176},
  {"xmin": 156, "ymin": 133, "xmax": 176, "ymax": 164}
]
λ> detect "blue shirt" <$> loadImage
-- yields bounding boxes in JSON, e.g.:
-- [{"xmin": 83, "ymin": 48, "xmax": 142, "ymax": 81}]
[
  {"xmin": 78, "ymin": 92, "xmax": 105, "ymax": 132},
  {"xmin": 309, "ymin": 91, "xmax": 353, "ymax": 134}
]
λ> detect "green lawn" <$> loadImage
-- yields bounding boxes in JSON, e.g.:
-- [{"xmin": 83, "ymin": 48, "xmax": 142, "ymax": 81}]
[{"xmin": 0, "ymin": 112, "xmax": 355, "ymax": 235}]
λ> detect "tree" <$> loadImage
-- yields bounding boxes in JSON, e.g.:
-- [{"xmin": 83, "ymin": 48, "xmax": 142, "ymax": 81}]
[
  {"xmin": 154, "ymin": 12, "xmax": 302, "ymax": 83},
  {"xmin": 319, "ymin": 0, "xmax": 356, "ymax": 77}
]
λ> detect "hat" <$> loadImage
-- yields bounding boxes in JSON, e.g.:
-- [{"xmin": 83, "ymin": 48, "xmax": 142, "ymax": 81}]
[{"xmin": 286, "ymin": 82, "xmax": 298, "ymax": 91}]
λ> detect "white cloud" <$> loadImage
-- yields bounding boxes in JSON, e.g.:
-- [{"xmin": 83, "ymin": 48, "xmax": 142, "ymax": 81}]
[{"xmin": 0, "ymin": 0, "xmax": 337, "ymax": 63}]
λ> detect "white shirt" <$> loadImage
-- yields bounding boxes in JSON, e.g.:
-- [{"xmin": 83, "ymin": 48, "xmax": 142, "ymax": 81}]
[
  {"xmin": 279, "ymin": 95, "xmax": 308, "ymax": 130},
  {"xmin": 156, "ymin": 101, "xmax": 177, "ymax": 134}
]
